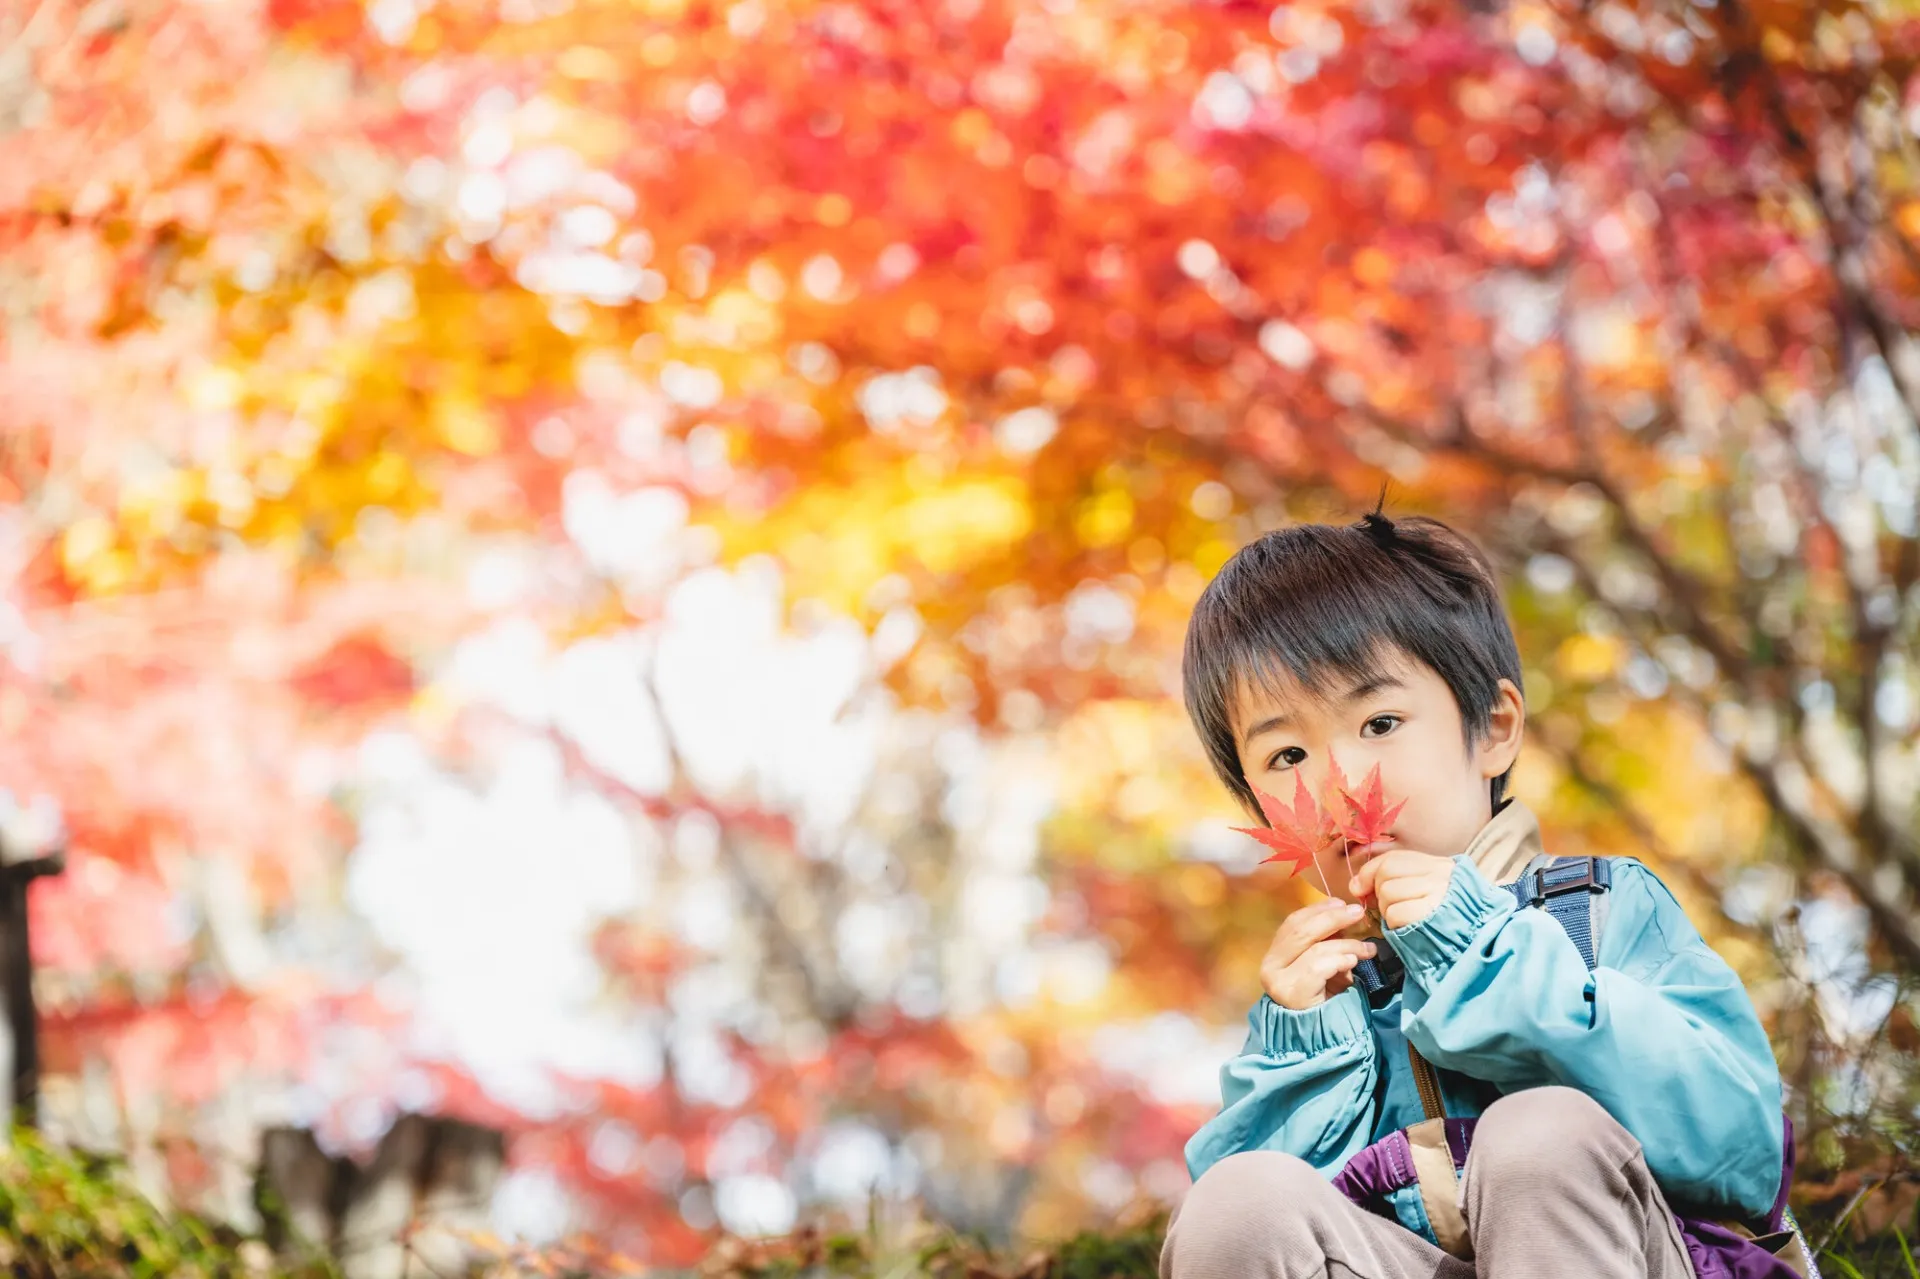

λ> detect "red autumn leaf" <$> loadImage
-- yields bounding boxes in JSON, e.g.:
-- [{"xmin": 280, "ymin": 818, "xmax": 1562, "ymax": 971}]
[
  {"xmin": 1322, "ymin": 754, "xmax": 1354, "ymax": 823},
  {"xmin": 289, "ymin": 633, "xmax": 415, "ymax": 709},
  {"xmin": 1331, "ymin": 762, "xmax": 1408, "ymax": 848},
  {"xmin": 1232, "ymin": 771, "xmax": 1338, "ymax": 869}
]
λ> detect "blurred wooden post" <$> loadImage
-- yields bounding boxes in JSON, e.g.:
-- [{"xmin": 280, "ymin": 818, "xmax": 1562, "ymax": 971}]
[
  {"xmin": 338, "ymin": 1113, "xmax": 435, "ymax": 1279},
  {"xmin": 408, "ymin": 1118, "xmax": 506, "ymax": 1277},
  {"xmin": 257, "ymin": 1126, "xmax": 340, "ymax": 1260},
  {"xmin": 257, "ymin": 1114, "xmax": 506, "ymax": 1279},
  {"xmin": 0, "ymin": 828, "xmax": 64, "ymax": 1135}
]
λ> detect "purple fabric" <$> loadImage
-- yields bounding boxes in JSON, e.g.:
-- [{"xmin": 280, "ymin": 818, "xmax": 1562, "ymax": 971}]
[
  {"xmin": 1442, "ymin": 1118, "xmax": 1475, "ymax": 1172},
  {"xmin": 1768, "ymin": 1115, "xmax": 1795, "ymax": 1233},
  {"xmin": 1332, "ymin": 1129, "xmax": 1417, "ymax": 1206},
  {"xmin": 1334, "ymin": 1113, "xmax": 1809, "ymax": 1279},
  {"xmin": 1672, "ymin": 1219, "xmax": 1802, "ymax": 1279},
  {"xmin": 1333, "ymin": 1118, "xmax": 1481, "ymax": 1210}
]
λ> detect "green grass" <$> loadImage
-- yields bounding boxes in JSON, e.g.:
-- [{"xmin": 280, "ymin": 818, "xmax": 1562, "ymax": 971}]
[
  {"xmin": 0, "ymin": 1128, "xmax": 1173, "ymax": 1279},
  {"xmin": 0, "ymin": 1129, "xmax": 324, "ymax": 1279},
  {"xmin": 693, "ymin": 1206, "xmax": 1170, "ymax": 1279},
  {"xmin": 1, "ymin": 1129, "xmax": 1915, "ymax": 1279},
  {"xmin": 1820, "ymin": 1227, "xmax": 1920, "ymax": 1279}
]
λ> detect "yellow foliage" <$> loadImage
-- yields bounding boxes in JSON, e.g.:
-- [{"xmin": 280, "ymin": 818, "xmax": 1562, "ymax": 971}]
[
  {"xmin": 1193, "ymin": 538, "xmax": 1234, "ymax": 576},
  {"xmin": 899, "ymin": 479, "xmax": 1032, "ymax": 568},
  {"xmin": 116, "ymin": 470, "xmax": 195, "ymax": 540},
  {"xmin": 182, "ymin": 364, "xmax": 247, "ymax": 412},
  {"xmin": 556, "ymin": 44, "xmax": 622, "ymax": 79},
  {"xmin": 1555, "ymin": 632, "xmax": 1624, "ymax": 683},
  {"xmin": 1898, "ymin": 200, "xmax": 1920, "ymax": 242},
  {"xmin": 62, "ymin": 513, "xmax": 112, "ymax": 562},
  {"xmin": 1075, "ymin": 488, "xmax": 1135, "ymax": 548},
  {"xmin": 1051, "ymin": 699, "xmax": 1219, "ymax": 846},
  {"xmin": 1177, "ymin": 863, "xmax": 1225, "ymax": 909},
  {"xmin": 703, "ymin": 288, "xmax": 782, "ymax": 347},
  {"xmin": 721, "ymin": 469, "xmax": 1034, "ymax": 611},
  {"xmin": 433, "ymin": 392, "xmax": 501, "ymax": 457}
]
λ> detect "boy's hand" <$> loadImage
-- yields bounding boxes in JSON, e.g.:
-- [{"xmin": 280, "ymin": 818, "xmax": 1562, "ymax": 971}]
[
  {"xmin": 1261, "ymin": 900, "xmax": 1378, "ymax": 1011},
  {"xmin": 1351, "ymin": 852, "xmax": 1457, "ymax": 930}
]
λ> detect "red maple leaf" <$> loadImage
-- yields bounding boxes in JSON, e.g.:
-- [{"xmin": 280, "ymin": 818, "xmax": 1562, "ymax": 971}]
[
  {"xmin": 289, "ymin": 633, "xmax": 415, "ymax": 709},
  {"xmin": 1232, "ymin": 771, "xmax": 1338, "ymax": 869},
  {"xmin": 1330, "ymin": 761, "xmax": 1407, "ymax": 848}
]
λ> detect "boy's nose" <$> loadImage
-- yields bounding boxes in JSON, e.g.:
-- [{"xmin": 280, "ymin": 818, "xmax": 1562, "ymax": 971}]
[
  {"xmin": 1304, "ymin": 752, "xmax": 1352, "ymax": 796},
  {"xmin": 1303, "ymin": 754, "xmax": 1383, "ymax": 817}
]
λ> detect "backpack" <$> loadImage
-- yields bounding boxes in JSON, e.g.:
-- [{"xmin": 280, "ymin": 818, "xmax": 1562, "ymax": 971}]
[{"xmin": 1333, "ymin": 855, "xmax": 1821, "ymax": 1279}]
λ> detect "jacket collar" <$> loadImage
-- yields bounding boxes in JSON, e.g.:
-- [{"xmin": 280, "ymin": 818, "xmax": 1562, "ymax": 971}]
[{"xmin": 1464, "ymin": 796, "xmax": 1546, "ymax": 885}]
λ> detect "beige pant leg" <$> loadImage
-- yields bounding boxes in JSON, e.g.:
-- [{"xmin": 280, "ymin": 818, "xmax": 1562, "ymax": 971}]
[
  {"xmin": 1160, "ymin": 1151, "xmax": 1475, "ymax": 1279},
  {"xmin": 1461, "ymin": 1087, "xmax": 1696, "ymax": 1279}
]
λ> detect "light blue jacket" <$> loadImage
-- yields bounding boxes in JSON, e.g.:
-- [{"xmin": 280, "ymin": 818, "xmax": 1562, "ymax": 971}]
[{"xmin": 1186, "ymin": 800, "xmax": 1784, "ymax": 1245}]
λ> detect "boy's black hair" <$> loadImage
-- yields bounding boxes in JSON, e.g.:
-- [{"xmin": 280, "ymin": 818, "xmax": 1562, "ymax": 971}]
[{"xmin": 1182, "ymin": 508, "xmax": 1525, "ymax": 820}]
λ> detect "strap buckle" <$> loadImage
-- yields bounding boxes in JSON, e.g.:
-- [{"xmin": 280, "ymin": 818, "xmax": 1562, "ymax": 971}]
[{"xmin": 1526, "ymin": 857, "xmax": 1610, "ymax": 906}]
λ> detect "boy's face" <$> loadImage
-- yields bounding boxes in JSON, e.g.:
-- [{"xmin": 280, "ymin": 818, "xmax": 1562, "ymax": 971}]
[{"xmin": 1228, "ymin": 647, "xmax": 1525, "ymax": 907}]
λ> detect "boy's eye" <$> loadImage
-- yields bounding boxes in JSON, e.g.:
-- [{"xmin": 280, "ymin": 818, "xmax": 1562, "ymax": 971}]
[
  {"xmin": 1266, "ymin": 746, "xmax": 1307, "ymax": 771},
  {"xmin": 1361, "ymin": 715, "xmax": 1402, "ymax": 738}
]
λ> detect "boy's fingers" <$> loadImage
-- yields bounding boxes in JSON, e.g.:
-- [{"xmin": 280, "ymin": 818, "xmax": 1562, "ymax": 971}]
[
  {"xmin": 1350, "ymin": 863, "xmax": 1393, "ymax": 902},
  {"xmin": 1300, "ymin": 898, "xmax": 1352, "ymax": 922},
  {"xmin": 1373, "ymin": 874, "xmax": 1427, "ymax": 903},
  {"xmin": 1274, "ymin": 907, "xmax": 1362, "ymax": 968},
  {"xmin": 1365, "ymin": 852, "xmax": 1423, "ymax": 881},
  {"xmin": 1284, "ymin": 900, "xmax": 1360, "ymax": 940},
  {"xmin": 1309, "ymin": 950, "xmax": 1355, "ymax": 982},
  {"xmin": 1352, "ymin": 852, "xmax": 1440, "ymax": 899},
  {"xmin": 1314, "ymin": 945, "xmax": 1369, "ymax": 982},
  {"xmin": 1302, "ymin": 939, "xmax": 1377, "ymax": 972}
]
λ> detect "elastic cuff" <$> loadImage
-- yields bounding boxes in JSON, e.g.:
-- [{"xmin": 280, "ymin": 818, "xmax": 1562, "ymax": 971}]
[
  {"xmin": 1388, "ymin": 856, "xmax": 1515, "ymax": 981},
  {"xmin": 1253, "ymin": 987, "xmax": 1371, "ymax": 1058}
]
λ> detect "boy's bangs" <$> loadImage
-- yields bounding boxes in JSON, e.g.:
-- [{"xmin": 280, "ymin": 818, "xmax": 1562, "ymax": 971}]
[{"xmin": 1219, "ymin": 610, "xmax": 1401, "ymax": 735}]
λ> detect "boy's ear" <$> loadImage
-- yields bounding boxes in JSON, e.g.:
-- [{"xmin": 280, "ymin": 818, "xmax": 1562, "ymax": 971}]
[{"xmin": 1477, "ymin": 678, "xmax": 1526, "ymax": 779}]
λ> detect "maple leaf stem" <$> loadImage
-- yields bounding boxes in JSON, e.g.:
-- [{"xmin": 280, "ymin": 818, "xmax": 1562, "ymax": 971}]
[
  {"xmin": 1340, "ymin": 836, "xmax": 1354, "ymax": 909},
  {"xmin": 1341, "ymin": 837, "xmax": 1377, "ymax": 930}
]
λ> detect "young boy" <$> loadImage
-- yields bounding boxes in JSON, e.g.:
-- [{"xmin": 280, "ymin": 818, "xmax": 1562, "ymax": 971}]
[{"xmin": 1159, "ymin": 512, "xmax": 1802, "ymax": 1279}]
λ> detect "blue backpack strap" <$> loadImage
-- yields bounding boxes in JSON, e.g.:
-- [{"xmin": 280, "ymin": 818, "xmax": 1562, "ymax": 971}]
[
  {"xmin": 1354, "ymin": 857, "xmax": 1611, "ymax": 1001},
  {"xmin": 1505, "ymin": 856, "xmax": 1612, "ymax": 970},
  {"xmin": 1351, "ymin": 946, "xmax": 1406, "ymax": 1008}
]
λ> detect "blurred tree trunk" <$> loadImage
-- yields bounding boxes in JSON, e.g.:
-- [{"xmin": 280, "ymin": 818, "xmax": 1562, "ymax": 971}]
[
  {"xmin": 257, "ymin": 1114, "xmax": 505, "ymax": 1279},
  {"xmin": 0, "ymin": 839, "xmax": 64, "ymax": 1136}
]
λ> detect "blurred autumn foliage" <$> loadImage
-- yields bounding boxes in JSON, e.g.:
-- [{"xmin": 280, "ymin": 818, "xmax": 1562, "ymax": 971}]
[{"xmin": 2, "ymin": 0, "xmax": 1919, "ymax": 1269}]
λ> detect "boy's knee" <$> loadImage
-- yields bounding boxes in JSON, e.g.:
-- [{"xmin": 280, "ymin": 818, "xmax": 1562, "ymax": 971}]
[
  {"xmin": 1470, "ymin": 1086, "xmax": 1636, "ymax": 1186},
  {"xmin": 1186, "ymin": 1150, "xmax": 1331, "ymax": 1217},
  {"xmin": 1162, "ymin": 1153, "xmax": 1335, "ymax": 1277}
]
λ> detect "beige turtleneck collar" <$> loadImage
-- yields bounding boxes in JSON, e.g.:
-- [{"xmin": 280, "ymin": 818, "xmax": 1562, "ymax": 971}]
[{"xmin": 1463, "ymin": 796, "xmax": 1547, "ymax": 885}]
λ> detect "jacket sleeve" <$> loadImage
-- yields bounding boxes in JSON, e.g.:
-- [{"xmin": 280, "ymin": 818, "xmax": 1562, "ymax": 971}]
[
  {"xmin": 1184, "ymin": 987, "xmax": 1379, "ymax": 1183},
  {"xmin": 1390, "ymin": 855, "xmax": 1785, "ymax": 1219}
]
